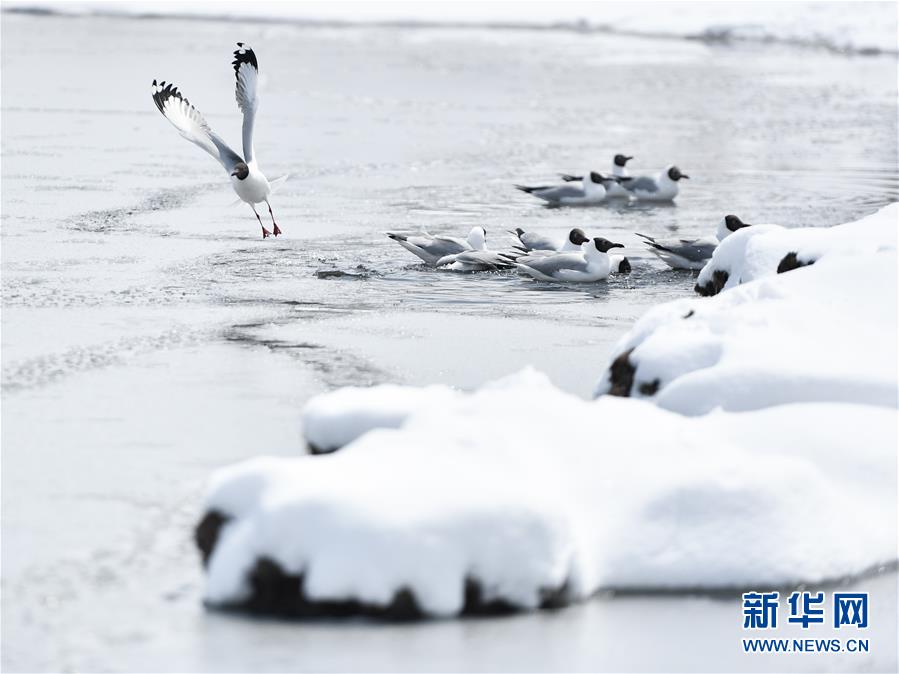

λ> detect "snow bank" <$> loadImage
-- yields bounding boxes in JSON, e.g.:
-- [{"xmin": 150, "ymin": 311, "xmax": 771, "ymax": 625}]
[
  {"xmin": 200, "ymin": 386, "xmax": 896, "ymax": 617},
  {"xmin": 596, "ymin": 248, "xmax": 898, "ymax": 414},
  {"xmin": 695, "ymin": 203, "xmax": 898, "ymax": 296},
  {"xmin": 12, "ymin": 2, "xmax": 897, "ymax": 55}
]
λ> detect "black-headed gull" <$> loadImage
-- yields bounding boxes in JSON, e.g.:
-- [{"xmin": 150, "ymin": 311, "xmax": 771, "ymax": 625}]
[
  {"xmin": 620, "ymin": 165, "xmax": 690, "ymax": 202},
  {"xmin": 560, "ymin": 154, "xmax": 633, "ymax": 198},
  {"xmin": 388, "ymin": 226, "xmax": 486, "ymax": 265},
  {"xmin": 516, "ymin": 237, "xmax": 624, "ymax": 282},
  {"xmin": 509, "ymin": 227, "xmax": 589, "ymax": 253},
  {"xmin": 509, "ymin": 229, "xmax": 632, "ymax": 274},
  {"xmin": 435, "ymin": 249, "xmax": 516, "ymax": 272},
  {"xmin": 636, "ymin": 215, "xmax": 752, "ymax": 270},
  {"xmin": 152, "ymin": 44, "xmax": 283, "ymax": 239},
  {"xmin": 515, "ymin": 172, "xmax": 608, "ymax": 205}
]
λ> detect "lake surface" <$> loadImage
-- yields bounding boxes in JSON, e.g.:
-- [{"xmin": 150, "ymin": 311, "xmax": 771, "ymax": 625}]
[{"xmin": 1, "ymin": 11, "xmax": 897, "ymax": 672}]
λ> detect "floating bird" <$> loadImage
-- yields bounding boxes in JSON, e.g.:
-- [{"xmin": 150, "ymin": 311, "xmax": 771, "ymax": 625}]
[
  {"xmin": 620, "ymin": 165, "xmax": 690, "ymax": 202},
  {"xmin": 508, "ymin": 229, "xmax": 631, "ymax": 273},
  {"xmin": 435, "ymin": 249, "xmax": 516, "ymax": 272},
  {"xmin": 516, "ymin": 237, "xmax": 624, "ymax": 282},
  {"xmin": 388, "ymin": 226, "xmax": 486, "ymax": 265},
  {"xmin": 509, "ymin": 227, "xmax": 589, "ymax": 253},
  {"xmin": 515, "ymin": 172, "xmax": 608, "ymax": 206},
  {"xmin": 152, "ymin": 44, "xmax": 285, "ymax": 239},
  {"xmin": 560, "ymin": 154, "xmax": 633, "ymax": 198},
  {"xmin": 636, "ymin": 215, "xmax": 752, "ymax": 270}
]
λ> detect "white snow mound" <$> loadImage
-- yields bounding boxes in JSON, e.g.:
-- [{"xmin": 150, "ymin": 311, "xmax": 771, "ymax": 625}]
[
  {"xmin": 695, "ymin": 203, "xmax": 897, "ymax": 295},
  {"xmin": 594, "ymin": 246, "xmax": 898, "ymax": 414},
  {"xmin": 302, "ymin": 383, "xmax": 460, "ymax": 453},
  {"xmin": 203, "ymin": 388, "xmax": 896, "ymax": 616}
]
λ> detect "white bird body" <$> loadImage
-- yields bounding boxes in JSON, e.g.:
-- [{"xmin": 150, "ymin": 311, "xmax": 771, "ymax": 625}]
[
  {"xmin": 621, "ymin": 165, "xmax": 689, "ymax": 202},
  {"xmin": 515, "ymin": 172, "xmax": 608, "ymax": 206},
  {"xmin": 436, "ymin": 250, "xmax": 515, "ymax": 272},
  {"xmin": 516, "ymin": 237, "xmax": 624, "ymax": 283},
  {"xmin": 605, "ymin": 154, "xmax": 632, "ymax": 198},
  {"xmin": 512, "ymin": 228, "xmax": 590, "ymax": 262},
  {"xmin": 152, "ymin": 43, "xmax": 284, "ymax": 238},
  {"xmin": 230, "ymin": 161, "xmax": 271, "ymax": 204},
  {"xmin": 388, "ymin": 226, "xmax": 486, "ymax": 265}
]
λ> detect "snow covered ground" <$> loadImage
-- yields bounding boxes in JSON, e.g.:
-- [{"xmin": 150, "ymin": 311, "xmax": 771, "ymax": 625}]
[
  {"xmin": 694, "ymin": 203, "xmax": 898, "ymax": 296},
  {"xmin": 597, "ymin": 204, "xmax": 899, "ymax": 413},
  {"xmin": 198, "ymin": 204, "xmax": 898, "ymax": 618}
]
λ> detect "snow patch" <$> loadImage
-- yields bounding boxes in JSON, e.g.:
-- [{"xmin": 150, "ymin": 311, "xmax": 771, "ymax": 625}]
[
  {"xmin": 202, "ymin": 391, "xmax": 896, "ymax": 617},
  {"xmin": 302, "ymin": 383, "xmax": 460, "ymax": 454},
  {"xmin": 695, "ymin": 203, "xmax": 898, "ymax": 296}
]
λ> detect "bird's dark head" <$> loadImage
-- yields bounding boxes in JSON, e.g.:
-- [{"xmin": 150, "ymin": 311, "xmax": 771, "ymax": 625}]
[
  {"xmin": 667, "ymin": 166, "xmax": 689, "ymax": 181},
  {"xmin": 231, "ymin": 162, "xmax": 249, "ymax": 180},
  {"xmin": 724, "ymin": 214, "xmax": 750, "ymax": 232},
  {"xmin": 593, "ymin": 237, "xmax": 625, "ymax": 253},
  {"xmin": 589, "ymin": 171, "xmax": 606, "ymax": 184},
  {"xmin": 614, "ymin": 154, "xmax": 633, "ymax": 167},
  {"xmin": 569, "ymin": 228, "xmax": 589, "ymax": 245}
]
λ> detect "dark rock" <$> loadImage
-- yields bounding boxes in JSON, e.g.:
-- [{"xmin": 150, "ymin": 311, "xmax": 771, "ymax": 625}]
[
  {"xmin": 694, "ymin": 269, "xmax": 729, "ymax": 297},
  {"xmin": 638, "ymin": 379, "xmax": 660, "ymax": 396},
  {"xmin": 463, "ymin": 577, "xmax": 518, "ymax": 615},
  {"xmin": 607, "ymin": 348, "xmax": 636, "ymax": 397},
  {"xmin": 196, "ymin": 512, "xmax": 577, "ymax": 620},
  {"xmin": 307, "ymin": 442, "xmax": 336, "ymax": 456},
  {"xmin": 195, "ymin": 510, "xmax": 231, "ymax": 567},
  {"xmin": 539, "ymin": 579, "xmax": 572, "ymax": 610},
  {"xmin": 777, "ymin": 252, "xmax": 816, "ymax": 274},
  {"xmin": 240, "ymin": 557, "xmax": 425, "ymax": 620}
]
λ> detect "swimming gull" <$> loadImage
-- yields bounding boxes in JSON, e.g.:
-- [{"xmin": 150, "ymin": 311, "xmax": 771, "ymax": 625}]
[
  {"xmin": 636, "ymin": 215, "xmax": 752, "ymax": 270},
  {"xmin": 620, "ymin": 165, "xmax": 690, "ymax": 202},
  {"xmin": 516, "ymin": 237, "xmax": 624, "ymax": 282},
  {"xmin": 515, "ymin": 172, "xmax": 609, "ymax": 206},
  {"xmin": 388, "ymin": 226, "xmax": 486, "ymax": 265}
]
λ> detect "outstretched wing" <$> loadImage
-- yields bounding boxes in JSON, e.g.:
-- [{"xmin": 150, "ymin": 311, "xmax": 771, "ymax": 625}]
[
  {"xmin": 151, "ymin": 80, "xmax": 242, "ymax": 172},
  {"xmin": 232, "ymin": 43, "xmax": 259, "ymax": 163}
]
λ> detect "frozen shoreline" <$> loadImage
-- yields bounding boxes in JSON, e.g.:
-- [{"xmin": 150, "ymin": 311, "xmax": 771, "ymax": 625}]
[{"xmin": 4, "ymin": 1, "xmax": 898, "ymax": 56}]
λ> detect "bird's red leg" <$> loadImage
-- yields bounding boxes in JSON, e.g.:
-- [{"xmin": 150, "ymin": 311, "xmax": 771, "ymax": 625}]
[
  {"xmin": 267, "ymin": 202, "xmax": 281, "ymax": 236},
  {"xmin": 253, "ymin": 205, "xmax": 271, "ymax": 239}
]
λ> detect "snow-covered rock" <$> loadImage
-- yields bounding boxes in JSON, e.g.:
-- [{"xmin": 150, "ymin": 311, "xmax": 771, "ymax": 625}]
[
  {"xmin": 594, "ymin": 246, "xmax": 898, "ymax": 414},
  {"xmin": 694, "ymin": 203, "xmax": 898, "ymax": 296},
  {"xmin": 199, "ymin": 389, "xmax": 896, "ymax": 618}
]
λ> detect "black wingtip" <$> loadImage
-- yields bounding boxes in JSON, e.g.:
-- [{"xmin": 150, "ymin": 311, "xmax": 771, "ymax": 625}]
[
  {"xmin": 151, "ymin": 80, "xmax": 188, "ymax": 115},
  {"xmin": 232, "ymin": 43, "xmax": 258, "ymax": 74}
]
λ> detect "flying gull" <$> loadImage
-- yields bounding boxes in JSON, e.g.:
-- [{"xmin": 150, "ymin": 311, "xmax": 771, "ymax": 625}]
[{"xmin": 152, "ymin": 43, "xmax": 285, "ymax": 238}]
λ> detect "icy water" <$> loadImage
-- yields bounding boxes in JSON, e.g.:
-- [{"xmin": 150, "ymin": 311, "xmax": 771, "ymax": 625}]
[{"xmin": 2, "ymin": 12, "xmax": 898, "ymax": 673}]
